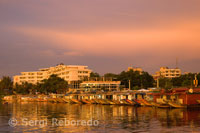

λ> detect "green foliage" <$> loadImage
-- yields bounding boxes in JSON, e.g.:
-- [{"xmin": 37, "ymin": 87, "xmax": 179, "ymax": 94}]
[
  {"xmin": 104, "ymin": 73, "xmax": 118, "ymax": 80},
  {"xmin": 90, "ymin": 72, "xmax": 100, "ymax": 78},
  {"xmin": 0, "ymin": 76, "xmax": 13, "ymax": 95},
  {"xmin": 14, "ymin": 82, "xmax": 36, "ymax": 94},
  {"xmin": 140, "ymin": 72, "xmax": 154, "ymax": 88},
  {"xmin": 172, "ymin": 73, "xmax": 198, "ymax": 88},
  {"xmin": 36, "ymin": 74, "xmax": 68, "ymax": 94},
  {"xmin": 181, "ymin": 79, "xmax": 192, "ymax": 87},
  {"xmin": 133, "ymin": 86, "xmax": 140, "ymax": 90},
  {"xmin": 158, "ymin": 73, "xmax": 200, "ymax": 89},
  {"xmin": 159, "ymin": 78, "xmax": 173, "ymax": 90},
  {"xmin": 117, "ymin": 70, "xmax": 154, "ymax": 89}
]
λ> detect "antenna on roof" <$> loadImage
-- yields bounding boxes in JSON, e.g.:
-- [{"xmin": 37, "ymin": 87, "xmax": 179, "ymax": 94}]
[{"xmin": 176, "ymin": 57, "xmax": 178, "ymax": 68}]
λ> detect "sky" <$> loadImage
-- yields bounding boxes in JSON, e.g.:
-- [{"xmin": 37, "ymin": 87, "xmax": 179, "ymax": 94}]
[{"xmin": 0, "ymin": 0, "xmax": 200, "ymax": 77}]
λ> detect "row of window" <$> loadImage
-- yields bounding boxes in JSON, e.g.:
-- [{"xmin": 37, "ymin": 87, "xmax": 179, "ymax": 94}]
[
  {"xmin": 19, "ymin": 76, "xmax": 44, "ymax": 79},
  {"xmin": 22, "ymin": 70, "xmax": 89, "ymax": 77},
  {"xmin": 165, "ymin": 74, "xmax": 180, "ymax": 77},
  {"xmin": 78, "ymin": 75, "xmax": 89, "ymax": 78},
  {"xmin": 78, "ymin": 71, "xmax": 89, "ymax": 73},
  {"xmin": 22, "ymin": 72, "xmax": 44, "ymax": 75},
  {"xmin": 48, "ymin": 71, "xmax": 70, "ymax": 75},
  {"xmin": 164, "ymin": 71, "xmax": 180, "ymax": 73}
]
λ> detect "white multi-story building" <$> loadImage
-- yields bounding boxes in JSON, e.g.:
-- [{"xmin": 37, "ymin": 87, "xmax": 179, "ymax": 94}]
[
  {"xmin": 153, "ymin": 67, "xmax": 181, "ymax": 79},
  {"xmin": 13, "ymin": 64, "xmax": 92, "ymax": 85}
]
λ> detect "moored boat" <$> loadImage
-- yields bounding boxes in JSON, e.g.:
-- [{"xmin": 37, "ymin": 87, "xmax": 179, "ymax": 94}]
[
  {"xmin": 70, "ymin": 99, "xmax": 82, "ymax": 104},
  {"xmin": 168, "ymin": 101, "xmax": 186, "ymax": 108},
  {"xmin": 81, "ymin": 99, "xmax": 91, "ymax": 104},
  {"xmin": 151, "ymin": 102, "xmax": 170, "ymax": 108},
  {"xmin": 140, "ymin": 99, "xmax": 152, "ymax": 106}
]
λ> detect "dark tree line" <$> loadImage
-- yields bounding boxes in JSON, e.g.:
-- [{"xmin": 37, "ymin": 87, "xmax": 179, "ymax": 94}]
[
  {"xmin": 0, "ymin": 72, "xmax": 199, "ymax": 95},
  {"xmin": 116, "ymin": 70, "xmax": 154, "ymax": 89},
  {"xmin": 92, "ymin": 71, "xmax": 200, "ymax": 90},
  {"xmin": 159, "ymin": 73, "xmax": 200, "ymax": 89},
  {"xmin": 0, "ymin": 76, "xmax": 13, "ymax": 95},
  {"xmin": 0, "ymin": 75, "xmax": 68, "ymax": 95},
  {"xmin": 36, "ymin": 74, "xmax": 68, "ymax": 94},
  {"xmin": 92, "ymin": 70, "xmax": 154, "ymax": 90}
]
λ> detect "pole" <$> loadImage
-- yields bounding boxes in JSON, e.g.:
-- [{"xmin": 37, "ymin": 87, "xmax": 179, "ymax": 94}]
[
  {"xmin": 157, "ymin": 78, "xmax": 159, "ymax": 88},
  {"xmin": 194, "ymin": 74, "xmax": 198, "ymax": 88},
  {"xmin": 129, "ymin": 80, "xmax": 131, "ymax": 90}
]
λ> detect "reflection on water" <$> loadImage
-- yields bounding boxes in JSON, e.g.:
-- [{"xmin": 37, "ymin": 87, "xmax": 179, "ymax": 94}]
[{"xmin": 1, "ymin": 102, "xmax": 200, "ymax": 132}]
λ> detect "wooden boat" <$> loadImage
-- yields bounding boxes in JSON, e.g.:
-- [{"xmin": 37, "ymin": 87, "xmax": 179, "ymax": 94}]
[
  {"xmin": 52, "ymin": 98, "xmax": 58, "ymax": 103},
  {"xmin": 70, "ymin": 99, "xmax": 82, "ymax": 104},
  {"xmin": 81, "ymin": 99, "xmax": 91, "ymax": 104},
  {"xmin": 37, "ymin": 98, "xmax": 47, "ymax": 102},
  {"xmin": 112, "ymin": 100, "xmax": 121, "ymax": 105},
  {"xmin": 151, "ymin": 102, "xmax": 170, "ymax": 108},
  {"xmin": 48, "ymin": 98, "xmax": 55, "ymax": 102},
  {"xmin": 120, "ymin": 100, "xmax": 130, "ymax": 105},
  {"xmin": 140, "ymin": 99, "xmax": 152, "ymax": 106},
  {"xmin": 168, "ymin": 101, "xmax": 186, "ymax": 108},
  {"xmin": 87, "ymin": 99, "xmax": 95, "ymax": 104},
  {"xmin": 125, "ymin": 99, "xmax": 135, "ymax": 105},
  {"xmin": 96, "ymin": 99, "xmax": 104, "ymax": 104},
  {"xmin": 57, "ymin": 98, "xmax": 65, "ymax": 103},
  {"xmin": 90, "ymin": 99, "xmax": 98, "ymax": 104},
  {"xmin": 2, "ymin": 101, "xmax": 8, "ymax": 105},
  {"xmin": 134, "ymin": 99, "xmax": 144, "ymax": 106},
  {"xmin": 99, "ymin": 99, "xmax": 108, "ymax": 104},
  {"xmin": 196, "ymin": 100, "xmax": 200, "ymax": 104},
  {"xmin": 132, "ymin": 99, "xmax": 140, "ymax": 105},
  {"xmin": 93, "ymin": 99, "xmax": 101, "ymax": 104},
  {"xmin": 62, "ymin": 98, "xmax": 70, "ymax": 103},
  {"xmin": 106, "ymin": 100, "xmax": 116, "ymax": 105}
]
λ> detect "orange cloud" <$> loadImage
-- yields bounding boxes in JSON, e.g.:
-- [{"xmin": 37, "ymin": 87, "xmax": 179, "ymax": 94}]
[{"xmin": 11, "ymin": 19, "xmax": 200, "ymax": 59}]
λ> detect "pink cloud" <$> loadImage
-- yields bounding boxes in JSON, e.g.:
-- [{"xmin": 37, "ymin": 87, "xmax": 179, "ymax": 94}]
[{"xmin": 11, "ymin": 18, "xmax": 200, "ymax": 60}]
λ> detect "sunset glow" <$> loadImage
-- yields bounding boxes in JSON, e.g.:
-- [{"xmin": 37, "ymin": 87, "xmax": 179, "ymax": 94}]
[{"xmin": 1, "ymin": 0, "xmax": 200, "ymax": 75}]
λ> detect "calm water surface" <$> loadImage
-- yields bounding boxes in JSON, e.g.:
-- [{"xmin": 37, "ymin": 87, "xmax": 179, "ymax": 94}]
[{"xmin": 1, "ymin": 102, "xmax": 200, "ymax": 132}]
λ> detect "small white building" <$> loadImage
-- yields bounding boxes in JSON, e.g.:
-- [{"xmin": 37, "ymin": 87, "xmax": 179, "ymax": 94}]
[{"xmin": 80, "ymin": 81, "xmax": 121, "ymax": 91}]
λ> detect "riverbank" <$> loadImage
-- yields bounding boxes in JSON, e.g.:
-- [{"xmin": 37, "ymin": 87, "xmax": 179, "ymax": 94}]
[{"xmin": 3, "ymin": 87, "xmax": 200, "ymax": 108}]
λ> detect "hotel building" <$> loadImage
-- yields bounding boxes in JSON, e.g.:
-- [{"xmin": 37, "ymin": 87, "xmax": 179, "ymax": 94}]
[
  {"xmin": 153, "ymin": 67, "xmax": 181, "ymax": 79},
  {"xmin": 127, "ymin": 67, "xmax": 143, "ymax": 74},
  {"xmin": 13, "ymin": 64, "xmax": 92, "ymax": 85}
]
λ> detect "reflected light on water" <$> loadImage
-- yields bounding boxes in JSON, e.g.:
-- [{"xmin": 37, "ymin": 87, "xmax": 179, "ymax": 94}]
[{"xmin": 1, "ymin": 102, "xmax": 200, "ymax": 132}]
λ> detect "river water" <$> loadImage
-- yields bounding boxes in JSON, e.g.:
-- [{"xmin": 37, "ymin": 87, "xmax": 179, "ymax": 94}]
[{"xmin": 0, "ymin": 102, "xmax": 200, "ymax": 132}]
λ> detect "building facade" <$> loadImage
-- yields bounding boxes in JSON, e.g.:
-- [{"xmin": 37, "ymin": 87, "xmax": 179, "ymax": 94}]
[
  {"xmin": 80, "ymin": 81, "xmax": 121, "ymax": 91},
  {"xmin": 127, "ymin": 67, "xmax": 143, "ymax": 74},
  {"xmin": 153, "ymin": 67, "xmax": 181, "ymax": 79},
  {"xmin": 13, "ymin": 64, "xmax": 92, "ymax": 85}
]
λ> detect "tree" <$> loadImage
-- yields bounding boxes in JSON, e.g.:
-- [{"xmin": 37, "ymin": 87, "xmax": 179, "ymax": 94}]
[
  {"xmin": 0, "ymin": 76, "xmax": 13, "ymax": 95},
  {"xmin": 172, "ymin": 73, "xmax": 196, "ymax": 88},
  {"xmin": 182, "ymin": 79, "xmax": 192, "ymax": 88},
  {"xmin": 117, "ymin": 70, "xmax": 154, "ymax": 90},
  {"xmin": 159, "ymin": 78, "xmax": 173, "ymax": 90},
  {"xmin": 104, "ymin": 73, "xmax": 118, "ymax": 80},
  {"xmin": 171, "ymin": 77, "xmax": 182, "ymax": 87},
  {"xmin": 90, "ymin": 72, "xmax": 100, "ymax": 78},
  {"xmin": 14, "ymin": 82, "xmax": 35, "ymax": 94},
  {"xmin": 140, "ymin": 72, "xmax": 154, "ymax": 88},
  {"xmin": 37, "ymin": 74, "xmax": 68, "ymax": 94}
]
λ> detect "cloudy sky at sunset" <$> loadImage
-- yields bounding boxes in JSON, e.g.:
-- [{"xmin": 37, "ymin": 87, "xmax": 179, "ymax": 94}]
[{"xmin": 1, "ymin": 0, "xmax": 200, "ymax": 76}]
